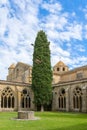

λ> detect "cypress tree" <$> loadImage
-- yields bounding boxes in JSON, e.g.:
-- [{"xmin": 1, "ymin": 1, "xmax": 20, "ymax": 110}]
[{"xmin": 32, "ymin": 30, "xmax": 52, "ymax": 111}]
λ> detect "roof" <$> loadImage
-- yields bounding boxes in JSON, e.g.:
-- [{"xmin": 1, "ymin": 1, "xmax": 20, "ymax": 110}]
[
  {"xmin": 61, "ymin": 64, "xmax": 87, "ymax": 75},
  {"xmin": 16, "ymin": 62, "xmax": 32, "ymax": 67},
  {"xmin": 53, "ymin": 60, "xmax": 68, "ymax": 68},
  {"xmin": 8, "ymin": 63, "xmax": 16, "ymax": 69},
  {"xmin": 8, "ymin": 62, "xmax": 32, "ymax": 70}
]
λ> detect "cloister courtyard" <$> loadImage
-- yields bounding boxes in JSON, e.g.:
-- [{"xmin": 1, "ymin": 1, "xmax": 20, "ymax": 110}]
[{"xmin": 0, "ymin": 111, "xmax": 87, "ymax": 130}]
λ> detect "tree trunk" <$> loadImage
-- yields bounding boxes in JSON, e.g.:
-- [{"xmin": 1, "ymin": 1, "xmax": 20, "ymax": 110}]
[{"xmin": 41, "ymin": 105, "xmax": 44, "ymax": 112}]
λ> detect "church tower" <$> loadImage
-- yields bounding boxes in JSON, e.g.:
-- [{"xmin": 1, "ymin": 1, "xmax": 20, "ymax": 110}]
[
  {"xmin": 52, "ymin": 61, "xmax": 69, "ymax": 84},
  {"xmin": 53, "ymin": 60, "xmax": 69, "ymax": 74}
]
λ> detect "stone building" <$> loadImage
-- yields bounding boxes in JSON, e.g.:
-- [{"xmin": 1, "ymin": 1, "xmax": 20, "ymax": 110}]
[
  {"xmin": 0, "ymin": 62, "xmax": 34, "ymax": 111},
  {"xmin": 52, "ymin": 61, "xmax": 87, "ymax": 112},
  {"xmin": 7, "ymin": 62, "xmax": 32, "ymax": 84},
  {"xmin": 0, "ymin": 61, "xmax": 87, "ymax": 112},
  {"xmin": 0, "ymin": 80, "xmax": 34, "ymax": 111}
]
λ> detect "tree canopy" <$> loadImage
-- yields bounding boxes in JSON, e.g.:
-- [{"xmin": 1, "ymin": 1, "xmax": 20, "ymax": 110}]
[{"xmin": 32, "ymin": 30, "xmax": 52, "ymax": 111}]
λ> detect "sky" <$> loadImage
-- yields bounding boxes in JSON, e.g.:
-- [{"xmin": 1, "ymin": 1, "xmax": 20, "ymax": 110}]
[{"xmin": 0, "ymin": 0, "xmax": 87, "ymax": 80}]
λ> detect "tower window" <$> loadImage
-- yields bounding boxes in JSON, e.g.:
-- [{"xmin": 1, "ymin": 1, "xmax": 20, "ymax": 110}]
[
  {"xmin": 57, "ymin": 67, "xmax": 60, "ymax": 71},
  {"xmin": 63, "ymin": 67, "xmax": 65, "ymax": 71}
]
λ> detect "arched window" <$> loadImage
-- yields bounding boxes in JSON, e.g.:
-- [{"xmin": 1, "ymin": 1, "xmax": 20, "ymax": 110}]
[
  {"xmin": 57, "ymin": 67, "xmax": 60, "ymax": 71},
  {"xmin": 21, "ymin": 89, "xmax": 31, "ymax": 108},
  {"xmin": 58, "ymin": 88, "xmax": 66, "ymax": 109},
  {"xmin": 1, "ymin": 87, "xmax": 15, "ymax": 108},
  {"xmin": 73, "ymin": 87, "xmax": 82, "ymax": 111},
  {"xmin": 63, "ymin": 67, "xmax": 65, "ymax": 71}
]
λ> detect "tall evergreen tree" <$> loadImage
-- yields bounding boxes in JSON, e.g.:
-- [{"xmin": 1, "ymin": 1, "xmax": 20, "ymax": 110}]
[{"xmin": 32, "ymin": 30, "xmax": 52, "ymax": 111}]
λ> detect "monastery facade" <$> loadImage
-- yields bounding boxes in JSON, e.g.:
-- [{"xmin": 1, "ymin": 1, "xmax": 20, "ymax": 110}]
[
  {"xmin": 52, "ymin": 61, "xmax": 87, "ymax": 112},
  {"xmin": 0, "ymin": 61, "xmax": 87, "ymax": 112}
]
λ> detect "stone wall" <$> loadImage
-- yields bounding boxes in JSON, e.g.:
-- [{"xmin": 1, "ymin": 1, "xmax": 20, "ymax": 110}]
[
  {"xmin": 52, "ymin": 78, "xmax": 87, "ymax": 112},
  {"xmin": 0, "ymin": 80, "xmax": 34, "ymax": 111},
  {"xmin": 7, "ymin": 62, "xmax": 32, "ymax": 84}
]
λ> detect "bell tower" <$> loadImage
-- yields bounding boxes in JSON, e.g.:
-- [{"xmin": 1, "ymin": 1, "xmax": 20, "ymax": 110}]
[{"xmin": 53, "ymin": 60, "xmax": 69, "ymax": 74}]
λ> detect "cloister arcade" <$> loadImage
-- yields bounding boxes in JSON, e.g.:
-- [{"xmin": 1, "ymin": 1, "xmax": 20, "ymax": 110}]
[
  {"xmin": 0, "ymin": 81, "xmax": 34, "ymax": 111},
  {"xmin": 53, "ymin": 82, "xmax": 87, "ymax": 113}
]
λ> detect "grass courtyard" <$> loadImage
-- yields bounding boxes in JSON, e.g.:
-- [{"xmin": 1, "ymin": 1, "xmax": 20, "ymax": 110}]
[{"xmin": 0, "ymin": 111, "xmax": 87, "ymax": 130}]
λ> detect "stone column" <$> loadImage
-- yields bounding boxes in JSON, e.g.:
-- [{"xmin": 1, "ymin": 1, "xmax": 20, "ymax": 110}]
[
  {"xmin": 30, "ymin": 92, "xmax": 35, "ymax": 110},
  {"xmin": 69, "ymin": 86, "xmax": 73, "ymax": 112},
  {"xmin": 56, "ymin": 92, "xmax": 59, "ymax": 110},
  {"xmin": 52, "ymin": 91, "xmax": 58, "ymax": 111},
  {"xmin": 66, "ymin": 87, "xmax": 70, "ymax": 112},
  {"xmin": 0, "ymin": 88, "xmax": 2, "ymax": 111},
  {"xmin": 18, "ymin": 90, "xmax": 21, "ymax": 111},
  {"xmin": 82, "ymin": 86, "xmax": 87, "ymax": 112},
  {"xmin": 14, "ymin": 87, "xmax": 18, "ymax": 111}
]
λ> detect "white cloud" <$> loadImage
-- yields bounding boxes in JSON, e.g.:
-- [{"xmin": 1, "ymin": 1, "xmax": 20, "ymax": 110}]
[
  {"xmin": 50, "ymin": 41, "xmax": 70, "ymax": 67},
  {"xmin": 74, "ymin": 44, "xmax": 85, "ymax": 52},
  {"xmin": 0, "ymin": 0, "xmax": 7, "ymax": 4},
  {"xmin": 65, "ymin": 23, "xmax": 83, "ymax": 40},
  {"xmin": 46, "ymin": 22, "xmax": 83, "ymax": 42},
  {"xmin": 42, "ymin": 2, "xmax": 62, "ymax": 14},
  {"xmin": 70, "ymin": 56, "xmax": 87, "ymax": 68},
  {"xmin": 0, "ymin": 0, "xmax": 87, "ymax": 80},
  {"xmin": 0, "ymin": 0, "xmax": 41, "ymax": 79},
  {"xmin": 40, "ymin": 2, "xmax": 83, "ymax": 43},
  {"xmin": 0, "ymin": 5, "xmax": 9, "ymax": 37},
  {"xmin": 50, "ymin": 42, "xmax": 70, "ymax": 57}
]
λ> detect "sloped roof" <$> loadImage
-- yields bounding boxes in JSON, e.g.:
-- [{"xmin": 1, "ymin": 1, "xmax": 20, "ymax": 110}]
[
  {"xmin": 8, "ymin": 63, "xmax": 16, "ymax": 69},
  {"xmin": 62, "ymin": 64, "xmax": 87, "ymax": 75},
  {"xmin": 16, "ymin": 62, "xmax": 32, "ymax": 67},
  {"xmin": 8, "ymin": 62, "xmax": 32, "ymax": 70},
  {"xmin": 15, "ymin": 62, "xmax": 32, "ymax": 71},
  {"xmin": 54, "ymin": 60, "xmax": 68, "ymax": 67}
]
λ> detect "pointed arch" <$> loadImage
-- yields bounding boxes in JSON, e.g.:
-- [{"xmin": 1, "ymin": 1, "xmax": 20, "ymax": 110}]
[
  {"xmin": 1, "ymin": 87, "xmax": 15, "ymax": 108},
  {"xmin": 58, "ymin": 88, "xmax": 66, "ymax": 109},
  {"xmin": 21, "ymin": 89, "xmax": 31, "ymax": 109},
  {"xmin": 73, "ymin": 87, "xmax": 82, "ymax": 111}
]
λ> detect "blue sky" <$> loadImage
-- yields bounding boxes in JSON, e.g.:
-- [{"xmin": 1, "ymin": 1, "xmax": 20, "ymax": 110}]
[{"xmin": 0, "ymin": 0, "xmax": 87, "ymax": 79}]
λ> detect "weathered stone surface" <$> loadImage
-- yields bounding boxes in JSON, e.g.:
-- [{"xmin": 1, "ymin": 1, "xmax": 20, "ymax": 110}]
[
  {"xmin": 18, "ymin": 111, "xmax": 34, "ymax": 119},
  {"xmin": 0, "ymin": 60, "xmax": 87, "ymax": 113},
  {"xmin": 0, "ymin": 80, "xmax": 34, "ymax": 111}
]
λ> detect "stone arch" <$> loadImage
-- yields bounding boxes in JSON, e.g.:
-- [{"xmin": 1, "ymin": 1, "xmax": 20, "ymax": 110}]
[
  {"xmin": 1, "ymin": 87, "xmax": 15, "ymax": 108},
  {"xmin": 58, "ymin": 88, "xmax": 66, "ymax": 109},
  {"xmin": 73, "ymin": 86, "xmax": 82, "ymax": 111},
  {"xmin": 21, "ymin": 88, "xmax": 31, "ymax": 109}
]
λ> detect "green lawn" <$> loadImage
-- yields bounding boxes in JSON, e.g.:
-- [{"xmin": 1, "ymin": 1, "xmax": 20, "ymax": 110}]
[{"xmin": 0, "ymin": 111, "xmax": 87, "ymax": 130}]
